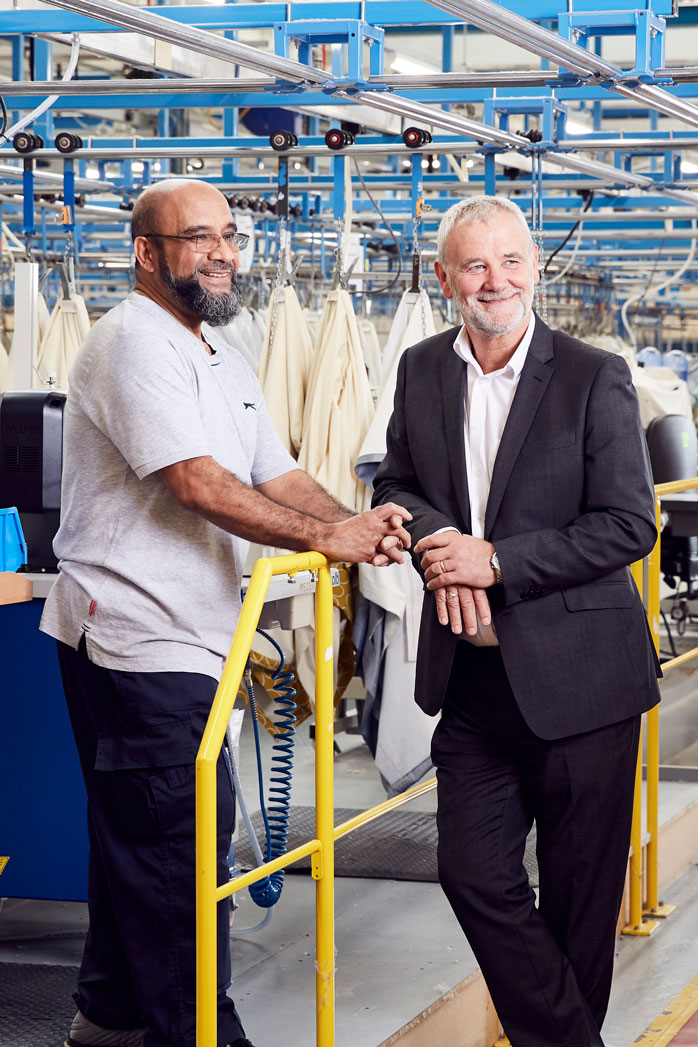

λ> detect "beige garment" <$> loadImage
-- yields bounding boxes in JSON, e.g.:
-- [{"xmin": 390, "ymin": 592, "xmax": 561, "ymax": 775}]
[
  {"xmin": 632, "ymin": 364, "xmax": 693, "ymax": 429},
  {"xmin": 35, "ymin": 292, "xmax": 90, "ymax": 389},
  {"xmin": 257, "ymin": 286, "xmax": 314, "ymax": 458},
  {"xmin": 5, "ymin": 292, "xmax": 51, "ymax": 392},
  {"xmin": 357, "ymin": 316, "xmax": 382, "ymax": 394},
  {"xmin": 297, "ymin": 288, "xmax": 374, "ymax": 513},
  {"xmin": 0, "ymin": 345, "xmax": 9, "ymax": 393}
]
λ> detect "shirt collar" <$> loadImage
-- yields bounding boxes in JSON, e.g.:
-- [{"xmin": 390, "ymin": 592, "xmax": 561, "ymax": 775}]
[{"xmin": 453, "ymin": 312, "xmax": 536, "ymax": 379}]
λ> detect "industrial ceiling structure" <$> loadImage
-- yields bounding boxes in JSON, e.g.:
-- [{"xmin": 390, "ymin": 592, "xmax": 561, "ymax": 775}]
[{"xmin": 4, "ymin": 0, "xmax": 698, "ymax": 348}]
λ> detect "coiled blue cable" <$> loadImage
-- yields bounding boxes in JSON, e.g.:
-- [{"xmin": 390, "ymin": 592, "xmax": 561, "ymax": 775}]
[{"xmin": 246, "ymin": 628, "xmax": 297, "ymax": 908}]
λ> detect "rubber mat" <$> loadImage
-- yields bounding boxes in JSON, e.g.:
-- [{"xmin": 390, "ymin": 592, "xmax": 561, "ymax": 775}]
[
  {"xmin": 0, "ymin": 962, "xmax": 77, "ymax": 1047},
  {"xmin": 234, "ymin": 805, "xmax": 539, "ymax": 884}
]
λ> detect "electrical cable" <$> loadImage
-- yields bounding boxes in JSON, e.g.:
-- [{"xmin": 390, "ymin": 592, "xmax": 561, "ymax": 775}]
[
  {"xmin": 238, "ymin": 629, "xmax": 297, "ymax": 910},
  {"xmin": 351, "ymin": 157, "xmax": 403, "ymax": 295},
  {"xmin": 0, "ymin": 96, "xmax": 8, "ymax": 140},
  {"xmin": 621, "ymin": 222, "xmax": 697, "ymax": 348},
  {"xmin": 543, "ymin": 191, "xmax": 594, "ymax": 276},
  {"xmin": 0, "ymin": 33, "xmax": 80, "ymax": 145}
]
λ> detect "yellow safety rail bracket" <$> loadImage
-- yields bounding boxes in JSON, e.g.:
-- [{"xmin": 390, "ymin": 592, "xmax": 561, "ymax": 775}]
[{"xmin": 195, "ymin": 553, "xmax": 336, "ymax": 1047}]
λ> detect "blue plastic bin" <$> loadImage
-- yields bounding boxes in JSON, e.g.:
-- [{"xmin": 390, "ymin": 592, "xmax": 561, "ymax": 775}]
[{"xmin": 0, "ymin": 507, "xmax": 28, "ymax": 572}]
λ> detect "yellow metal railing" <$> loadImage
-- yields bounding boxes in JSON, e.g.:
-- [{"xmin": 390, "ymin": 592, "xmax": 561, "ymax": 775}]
[
  {"xmin": 624, "ymin": 476, "xmax": 698, "ymax": 934},
  {"xmin": 196, "ymin": 480, "xmax": 698, "ymax": 1042},
  {"xmin": 195, "ymin": 552, "xmax": 336, "ymax": 1047}
]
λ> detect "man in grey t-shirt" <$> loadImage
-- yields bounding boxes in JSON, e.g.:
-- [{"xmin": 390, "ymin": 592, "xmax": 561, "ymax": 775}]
[{"xmin": 41, "ymin": 179, "xmax": 411, "ymax": 1047}]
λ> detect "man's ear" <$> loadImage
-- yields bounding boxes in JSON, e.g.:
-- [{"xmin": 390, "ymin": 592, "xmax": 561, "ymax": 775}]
[
  {"xmin": 133, "ymin": 236, "xmax": 157, "ymax": 273},
  {"xmin": 434, "ymin": 260, "xmax": 453, "ymax": 299}
]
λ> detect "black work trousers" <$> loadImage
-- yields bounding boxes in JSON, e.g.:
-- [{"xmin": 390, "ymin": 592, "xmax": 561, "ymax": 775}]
[
  {"xmin": 431, "ymin": 643, "xmax": 640, "ymax": 1047},
  {"xmin": 57, "ymin": 638, "xmax": 246, "ymax": 1047}
]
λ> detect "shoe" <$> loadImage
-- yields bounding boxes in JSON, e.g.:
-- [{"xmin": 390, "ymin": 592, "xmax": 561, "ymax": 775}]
[{"xmin": 65, "ymin": 1010, "xmax": 144, "ymax": 1047}]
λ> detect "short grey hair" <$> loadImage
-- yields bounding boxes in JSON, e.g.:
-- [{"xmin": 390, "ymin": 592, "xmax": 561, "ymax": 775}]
[{"xmin": 436, "ymin": 196, "xmax": 534, "ymax": 267}]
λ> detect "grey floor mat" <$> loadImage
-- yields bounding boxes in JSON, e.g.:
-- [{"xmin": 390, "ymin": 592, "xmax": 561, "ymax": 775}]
[
  {"xmin": 0, "ymin": 962, "xmax": 78, "ymax": 1047},
  {"xmin": 234, "ymin": 805, "xmax": 539, "ymax": 884}
]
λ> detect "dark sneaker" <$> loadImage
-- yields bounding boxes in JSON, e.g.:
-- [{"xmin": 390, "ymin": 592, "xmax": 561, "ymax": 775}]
[{"xmin": 65, "ymin": 1010, "xmax": 144, "ymax": 1047}]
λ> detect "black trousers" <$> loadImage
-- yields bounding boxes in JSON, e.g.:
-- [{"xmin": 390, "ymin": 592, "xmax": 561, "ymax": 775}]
[
  {"xmin": 431, "ymin": 643, "xmax": 640, "ymax": 1047},
  {"xmin": 57, "ymin": 639, "xmax": 246, "ymax": 1047}
]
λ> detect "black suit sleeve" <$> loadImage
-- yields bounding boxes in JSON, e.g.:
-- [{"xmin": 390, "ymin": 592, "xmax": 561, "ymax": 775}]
[{"xmin": 495, "ymin": 351, "xmax": 657, "ymax": 602}]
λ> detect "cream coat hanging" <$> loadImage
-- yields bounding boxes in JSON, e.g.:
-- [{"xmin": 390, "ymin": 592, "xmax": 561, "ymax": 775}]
[
  {"xmin": 297, "ymin": 288, "xmax": 374, "ymax": 513},
  {"xmin": 35, "ymin": 292, "xmax": 90, "ymax": 390},
  {"xmin": 257, "ymin": 285, "xmax": 314, "ymax": 458},
  {"xmin": 5, "ymin": 290, "xmax": 51, "ymax": 392}
]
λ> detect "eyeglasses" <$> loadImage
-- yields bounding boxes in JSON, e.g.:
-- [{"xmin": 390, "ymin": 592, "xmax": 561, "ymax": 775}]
[{"xmin": 142, "ymin": 231, "xmax": 250, "ymax": 252}]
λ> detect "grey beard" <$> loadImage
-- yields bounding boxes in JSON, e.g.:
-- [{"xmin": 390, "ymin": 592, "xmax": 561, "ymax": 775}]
[{"xmin": 161, "ymin": 264, "xmax": 243, "ymax": 326}]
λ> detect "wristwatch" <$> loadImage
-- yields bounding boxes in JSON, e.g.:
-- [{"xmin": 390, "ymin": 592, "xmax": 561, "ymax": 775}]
[{"xmin": 490, "ymin": 549, "xmax": 503, "ymax": 585}]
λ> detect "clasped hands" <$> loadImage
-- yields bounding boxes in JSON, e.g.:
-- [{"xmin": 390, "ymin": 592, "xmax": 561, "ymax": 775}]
[{"xmin": 414, "ymin": 530, "xmax": 496, "ymax": 636}]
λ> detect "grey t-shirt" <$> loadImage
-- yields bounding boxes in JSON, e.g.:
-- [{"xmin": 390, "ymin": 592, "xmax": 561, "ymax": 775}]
[{"xmin": 40, "ymin": 292, "xmax": 297, "ymax": 679}]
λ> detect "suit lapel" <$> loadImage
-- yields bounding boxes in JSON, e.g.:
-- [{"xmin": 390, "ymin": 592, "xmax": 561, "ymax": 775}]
[
  {"xmin": 439, "ymin": 339, "xmax": 472, "ymax": 532},
  {"xmin": 484, "ymin": 319, "xmax": 555, "ymax": 538}
]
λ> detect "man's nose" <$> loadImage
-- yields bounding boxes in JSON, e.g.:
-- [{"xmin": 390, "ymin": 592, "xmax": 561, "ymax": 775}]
[
  {"xmin": 483, "ymin": 266, "xmax": 509, "ymax": 291},
  {"xmin": 208, "ymin": 235, "xmax": 239, "ymax": 268}
]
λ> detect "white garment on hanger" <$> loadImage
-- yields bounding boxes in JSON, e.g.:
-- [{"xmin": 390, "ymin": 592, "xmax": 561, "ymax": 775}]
[{"xmin": 257, "ymin": 285, "xmax": 314, "ymax": 458}]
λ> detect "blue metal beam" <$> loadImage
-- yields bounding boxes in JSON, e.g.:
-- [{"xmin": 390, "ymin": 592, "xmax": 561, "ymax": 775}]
[{"xmin": 0, "ymin": 0, "xmax": 677, "ymax": 36}]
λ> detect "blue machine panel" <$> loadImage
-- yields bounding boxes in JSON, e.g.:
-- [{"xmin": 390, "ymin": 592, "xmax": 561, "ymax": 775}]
[{"xmin": 0, "ymin": 599, "xmax": 88, "ymax": 901}]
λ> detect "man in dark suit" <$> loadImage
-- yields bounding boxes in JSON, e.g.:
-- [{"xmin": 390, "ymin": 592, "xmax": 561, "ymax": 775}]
[{"xmin": 373, "ymin": 196, "xmax": 661, "ymax": 1047}]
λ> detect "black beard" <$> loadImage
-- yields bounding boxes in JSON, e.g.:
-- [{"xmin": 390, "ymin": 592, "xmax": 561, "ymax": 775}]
[{"xmin": 161, "ymin": 262, "xmax": 243, "ymax": 326}]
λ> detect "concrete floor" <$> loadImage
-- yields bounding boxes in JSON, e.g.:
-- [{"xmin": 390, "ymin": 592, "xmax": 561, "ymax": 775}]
[{"xmin": 1, "ymin": 709, "xmax": 698, "ymax": 1047}]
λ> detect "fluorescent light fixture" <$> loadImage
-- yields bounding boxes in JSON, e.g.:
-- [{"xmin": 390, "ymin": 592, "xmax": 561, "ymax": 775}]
[
  {"xmin": 565, "ymin": 118, "xmax": 593, "ymax": 136},
  {"xmin": 131, "ymin": 160, "xmax": 144, "ymax": 173},
  {"xmin": 390, "ymin": 56, "xmax": 438, "ymax": 76}
]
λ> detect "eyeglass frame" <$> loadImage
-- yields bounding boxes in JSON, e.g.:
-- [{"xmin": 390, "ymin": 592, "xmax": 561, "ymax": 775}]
[{"xmin": 140, "ymin": 231, "xmax": 250, "ymax": 252}]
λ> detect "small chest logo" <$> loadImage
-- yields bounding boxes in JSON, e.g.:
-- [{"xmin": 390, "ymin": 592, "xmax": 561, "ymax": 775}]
[{"xmin": 243, "ymin": 402, "xmax": 256, "ymax": 410}]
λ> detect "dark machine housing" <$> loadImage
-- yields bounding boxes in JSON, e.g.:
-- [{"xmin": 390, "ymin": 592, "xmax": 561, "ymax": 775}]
[{"xmin": 0, "ymin": 390, "xmax": 66, "ymax": 571}]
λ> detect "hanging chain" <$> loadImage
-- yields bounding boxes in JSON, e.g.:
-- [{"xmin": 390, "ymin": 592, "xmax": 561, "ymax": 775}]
[
  {"xmin": 267, "ymin": 216, "xmax": 287, "ymax": 353},
  {"xmin": 335, "ymin": 218, "xmax": 347, "ymax": 291},
  {"xmin": 531, "ymin": 149, "xmax": 548, "ymax": 325}
]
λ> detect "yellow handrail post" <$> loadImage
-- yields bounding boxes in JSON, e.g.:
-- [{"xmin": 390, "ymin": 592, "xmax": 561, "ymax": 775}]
[
  {"xmin": 196, "ymin": 559, "xmax": 273, "ymax": 1047},
  {"xmin": 645, "ymin": 499, "xmax": 661, "ymax": 914},
  {"xmin": 314, "ymin": 564, "xmax": 336, "ymax": 1047}
]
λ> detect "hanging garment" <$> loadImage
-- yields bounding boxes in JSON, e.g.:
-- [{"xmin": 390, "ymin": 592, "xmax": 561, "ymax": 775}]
[
  {"xmin": 257, "ymin": 285, "xmax": 314, "ymax": 459},
  {"xmin": 35, "ymin": 291, "xmax": 90, "ymax": 390},
  {"xmin": 297, "ymin": 288, "xmax": 375, "ymax": 512},
  {"xmin": 354, "ymin": 288, "xmax": 438, "ymax": 795},
  {"xmin": 357, "ymin": 316, "xmax": 383, "ymax": 395},
  {"xmin": 5, "ymin": 290, "xmax": 51, "ymax": 392},
  {"xmin": 631, "ymin": 364, "xmax": 692, "ymax": 429},
  {"xmin": 356, "ymin": 288, "xmax": 436, "ymax": 488}
]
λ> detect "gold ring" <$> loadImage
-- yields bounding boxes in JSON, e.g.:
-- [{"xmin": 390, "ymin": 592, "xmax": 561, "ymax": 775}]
[
  {"xmin": 446, "ymin": 590, "xmax": 458, "ymax": 600},
  {"xmin": 440, "ymin": 560, "xmax": 446, "ymax": 574}
]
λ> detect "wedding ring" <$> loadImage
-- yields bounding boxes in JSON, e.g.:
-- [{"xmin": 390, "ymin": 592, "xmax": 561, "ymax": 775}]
[
  {"xmin": 440, "ymin": 560, "xmax": 446, "ymax": 574},
  {"xmin": 446, "ymin": 590, "xmax": 458, "ymax": 600}
]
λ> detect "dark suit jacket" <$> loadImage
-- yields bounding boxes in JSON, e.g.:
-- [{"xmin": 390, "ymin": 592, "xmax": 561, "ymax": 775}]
[{"xmin": 373, "ymin": 315, "xmax": 661, "ymax": 739}]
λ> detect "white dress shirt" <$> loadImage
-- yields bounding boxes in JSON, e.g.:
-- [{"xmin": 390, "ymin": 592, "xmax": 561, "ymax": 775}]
[{"xmin": 450, "ymin": 313, "xmax": 536, "ymax": 645}]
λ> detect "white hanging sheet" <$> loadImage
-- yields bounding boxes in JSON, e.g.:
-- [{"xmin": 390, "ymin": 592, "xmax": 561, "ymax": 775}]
[
  {"xmin": 6, "ymin": 291, "xmax": 51, "ymax": 392},
  {"xmin": 257, "ymin": 285, "xmax": 314, "ymax": 458},
  {"xmin": 34, "ymin": 291, "xmax": 90, "ymax": 390}
]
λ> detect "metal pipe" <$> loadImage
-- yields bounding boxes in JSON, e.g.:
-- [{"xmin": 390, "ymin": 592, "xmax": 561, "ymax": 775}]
[
  {"xmin": 427, "ymin": 0, "xmax": 698, "ymax": 136},
  {"xmin": 425, "ymin": 0, "xmax": 617, "ymax": 78},
  {"xmin": 43, "ymin": 0, "xmax": 333, "ymax": 85},
  {"xmin": 347, "ymin": 89, "xmax": 529, "ymax": 149},
  {"xmin": 0, "ymin": 162, "xmax": 114, "ymax": 192}
]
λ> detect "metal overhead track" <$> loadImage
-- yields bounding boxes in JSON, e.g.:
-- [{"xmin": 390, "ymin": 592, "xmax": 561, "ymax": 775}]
[
  {"xmin": 0, "ymin": 162, "xmax": 114, "ymax": 192},
  {"xmin": 427, "ymin": 0, "xmax": 698, "ymax": 132},
  {"xmin": 43, "ymin": 0, "xmax": 333, "ymax": 85}
]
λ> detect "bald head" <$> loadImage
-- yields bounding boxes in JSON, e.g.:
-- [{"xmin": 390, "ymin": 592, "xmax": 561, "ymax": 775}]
[{"xmin": 131, "ymin": 179, "xmax": 230, "ymax": 248}]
